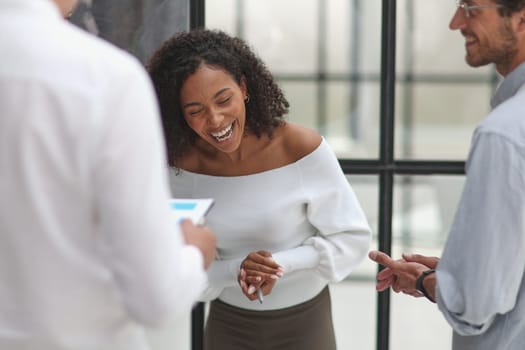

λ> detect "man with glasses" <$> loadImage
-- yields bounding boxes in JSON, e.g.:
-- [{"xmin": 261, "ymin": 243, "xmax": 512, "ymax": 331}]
[{"xmin": 369, "ymin": 1, "xmax": 525, "ymax": 349}]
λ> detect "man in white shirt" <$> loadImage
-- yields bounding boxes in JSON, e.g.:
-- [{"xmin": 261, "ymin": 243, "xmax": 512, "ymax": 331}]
[
  {"xmin": 369, "ymin": 1, "xmax": 525, "ymax": 349},
  {"xmin": 0, "ymin": 1, "xmax": 216, "ymax": 349}
]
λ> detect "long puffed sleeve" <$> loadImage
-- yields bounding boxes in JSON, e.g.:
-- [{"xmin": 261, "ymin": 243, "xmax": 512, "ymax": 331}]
[{"xmin": 273, "ymin": 139, "xmax": 372, "ymax": 282}]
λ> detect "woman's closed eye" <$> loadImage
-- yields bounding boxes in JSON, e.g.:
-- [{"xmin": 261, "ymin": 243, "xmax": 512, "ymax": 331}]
[
  {"xmin": 188, "ymin": 108, "xmax": 204, "ymax": 116},
  {"xmin": 184, "ymin": 94, "xmax": 232, "ymax": 116},
  {"xmin": 217, "ymin": 96, "xmax": 232, "ymax": 105}
]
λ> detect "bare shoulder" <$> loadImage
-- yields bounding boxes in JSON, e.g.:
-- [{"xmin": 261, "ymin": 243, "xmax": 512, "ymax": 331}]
[
  {"xmin": 176, "ymin": 140, "xmax": 211, "ymax": 172},
  {"xmin": 176, "ymin": 150, "xmax": 199, "ymax": 172},
  {"xmin": 279, "ymin": 122, "xmax": 322, "ymax": 161}
]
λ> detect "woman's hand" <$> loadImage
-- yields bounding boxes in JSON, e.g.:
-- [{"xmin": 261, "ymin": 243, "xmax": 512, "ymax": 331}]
[{"xmin": 238, "ymin": 250, "xmax": 284, "ymax": 301}]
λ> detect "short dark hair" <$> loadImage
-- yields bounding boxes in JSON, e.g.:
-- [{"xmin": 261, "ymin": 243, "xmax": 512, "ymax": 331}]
[
  {"xmin": 496, "ymin": 0, "xmax": 525, "ymax": 16},
  {"xmin": 147, "ymin": 29, "xmax": 289, "ymax": 167}
]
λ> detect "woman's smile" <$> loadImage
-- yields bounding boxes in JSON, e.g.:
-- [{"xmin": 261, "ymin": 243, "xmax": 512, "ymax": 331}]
[{"xmin": 210, "ymin": 122, "xmax": 234, "ymax": 142}]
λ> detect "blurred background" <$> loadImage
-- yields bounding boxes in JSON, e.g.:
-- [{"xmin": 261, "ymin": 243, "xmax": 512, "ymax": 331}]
[{"xmin": 70, "ymin": 1, "xmax": 498, "ymax": 349}]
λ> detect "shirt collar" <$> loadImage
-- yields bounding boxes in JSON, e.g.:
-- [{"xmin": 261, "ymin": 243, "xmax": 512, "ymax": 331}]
[{"xmin": 490, "ymin": 61, "xmax": 525, "ymax": 109}]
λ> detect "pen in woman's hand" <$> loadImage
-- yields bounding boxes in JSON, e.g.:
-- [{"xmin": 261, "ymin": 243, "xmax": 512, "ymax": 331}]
[{"xmin": 256, "ymin": 288, "xmax": 264, "ymax": 304}]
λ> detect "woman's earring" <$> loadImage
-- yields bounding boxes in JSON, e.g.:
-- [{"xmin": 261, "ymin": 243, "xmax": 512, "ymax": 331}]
[{"xmin": 244, "ymin": 94, "xmax": 250, "ymax": 104}]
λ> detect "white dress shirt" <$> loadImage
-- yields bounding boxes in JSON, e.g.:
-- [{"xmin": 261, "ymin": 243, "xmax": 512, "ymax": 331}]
[{"xmin": 0, "ymin": 1, "xmax": 206, "ymax": 349}]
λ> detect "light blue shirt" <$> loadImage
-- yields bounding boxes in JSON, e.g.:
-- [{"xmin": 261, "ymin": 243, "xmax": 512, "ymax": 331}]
[{"xmin": 436, "ymin": 62, "xmax": 525, "ymax": 349}]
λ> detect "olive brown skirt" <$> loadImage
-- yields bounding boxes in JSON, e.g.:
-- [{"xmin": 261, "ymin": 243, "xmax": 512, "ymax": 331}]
[{"xmin": 204, "ymin": 286, "xmax": 336, "ymax": 350}]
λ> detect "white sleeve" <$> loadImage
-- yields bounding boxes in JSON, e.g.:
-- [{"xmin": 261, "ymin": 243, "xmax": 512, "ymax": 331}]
[
  {"xmin": 92, "ymin": 62, "xmax": 206, "ymax": 326},
  {"xmin": 436, "ymin": 132, "xmax": 525, "ymax": 335},
  {"xmin": 273, "ymin": 141, "xmax": 371, "ymax": 281}
]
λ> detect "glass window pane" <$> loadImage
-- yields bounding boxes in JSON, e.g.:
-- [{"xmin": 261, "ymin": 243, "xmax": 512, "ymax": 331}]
[
  {"xmin": 333, "ymin": 281, "xmax": 376, "ymax": 350},
  {"xmin": 395, "ymin": 83, "xmax": 492, "ymax": 160},
  {"xmin": 397, "ymin": 0, "xmax": 493, "ymax": 76},
  {"xmin": 236, "ymin": 0, "xmax": 319, "ymax": 74},
  {"xmin": 325, "ymin": 1, "xmax": 382, "ymax": 75},
  {"xmin": 390, "ymin": 175, "xmax": 464, "ymax": 349},
  {"xmin": 325, "ymin": 82, "xmax": 380, "ymax": 159},
  {"xmin": 395, "ymin": 0, "xmax": 498, "ymax": 160},
  {"xmin": 348, "ymin": 175, "xmax": 378, "ymax": 247},
  {"xmin": 334, "ymin": 175, "xmax": 378, "ymax": 350},
  {"xmin": 205, "ymin": 0, "xmax": 381, "ymax": 158},
  {"xmin": 279, "ymin": 81, "xmax": 318, "ymax": 130},
  {"xmin": 393, "ymin": 175, "xmax": 463, "ymax": 251},
  {"xmin": 390, "ymin": 293, "xmax": 451, "ymax": 350},
  {"xmin": 281, "ymin": 80, "xmax": 381, "ymax": 160},
  {"xmin": 205, "ymin": 0, "xmax": 236, "ymax": 33}
]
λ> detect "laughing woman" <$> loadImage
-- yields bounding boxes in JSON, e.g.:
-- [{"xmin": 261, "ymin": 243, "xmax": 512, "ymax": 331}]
[{"xmin": 147, "ymin": 29, "xmax": 371, "ymax": 350}]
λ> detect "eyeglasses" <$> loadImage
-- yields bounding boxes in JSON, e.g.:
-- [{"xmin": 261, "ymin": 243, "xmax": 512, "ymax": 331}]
[{"xmin": 455, "ymin": 0, "xmax": 504, "ymax": 18}]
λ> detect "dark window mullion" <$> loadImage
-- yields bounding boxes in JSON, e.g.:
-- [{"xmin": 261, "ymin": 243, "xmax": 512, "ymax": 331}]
[
  {"xmin": 190, "ymin": 3, "xmax": 206, "ymax": 350},
  {"xmin": 190, "ymin": 0, "xmax": 204, "ymax": 29},
  {"xmin": 377, "ymin": 1, "xmax": 396, "ymax": 350},
  {"xmin": 316, "ymin": 0, "xmax": 328, "ymax": 133},
  {"xmin": 339, "ymin": 160, "xmax": 465, "ymax": 175}
]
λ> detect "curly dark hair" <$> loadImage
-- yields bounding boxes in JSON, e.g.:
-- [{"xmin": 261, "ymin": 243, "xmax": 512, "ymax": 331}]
[
  {"xmin": 147, "ymin": 29, "xmax": 289, "ymax": 167},
  {"xmin": 496, "ymin": 0, "xmax": 525, "ymax": 16}
]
